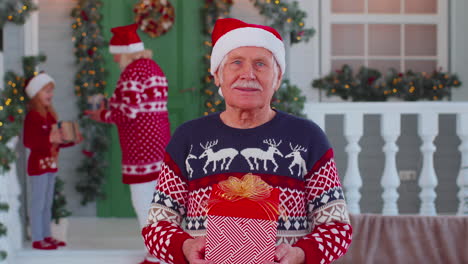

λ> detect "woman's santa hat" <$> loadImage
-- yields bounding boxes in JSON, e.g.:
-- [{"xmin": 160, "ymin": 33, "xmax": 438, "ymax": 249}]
[
  {"xmin": 109, "ymin": 24, "xmax": 145, "ymax": 54},
  {"xmin": 210, "ymin": 18, "xmax": 285, "ymax": 76},
  {"xmin": 25, "ymin": 72, "xmax": 55, "ymax": 98}
]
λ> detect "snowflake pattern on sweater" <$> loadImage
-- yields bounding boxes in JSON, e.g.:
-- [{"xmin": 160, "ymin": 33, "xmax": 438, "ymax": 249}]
[
  {"xmin": 101, "ymin": 58, "xmax": 170, "ymax": 184},
  {"xmin": 142, "ymin": 111, "xmax": 352, "ymax": 264}
]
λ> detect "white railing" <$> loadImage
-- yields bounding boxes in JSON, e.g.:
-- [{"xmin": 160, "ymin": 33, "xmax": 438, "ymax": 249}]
[
  {"xmin": 305, "ymin": 102, "xmax": 468, "ymax": 216},
  {"xmin": 0, "ymin": 137, "xmax": 22, "ymax": 263}
]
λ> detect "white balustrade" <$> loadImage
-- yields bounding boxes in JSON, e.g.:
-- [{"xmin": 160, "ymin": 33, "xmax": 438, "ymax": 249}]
[
  {"xmin": 305, "ymin": 102, "xmax": 468, "ymax": 215},
  {"xmin": 457, "ymin": 113, "xmax": 468, "ymax": 215},
  {"xmin": 417, "ymin": 113, "xmax": 439, "ymax": 215},
  {"xmin": 380, "ymin": 113, "xmax": 401, "ymax": 215},
  {"xmin": 342, "ymin": 112, "xmax": 363, "ymax": 214}
]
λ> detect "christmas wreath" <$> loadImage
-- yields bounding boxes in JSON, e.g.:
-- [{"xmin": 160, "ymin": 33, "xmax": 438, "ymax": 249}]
[{"xmin": 134, "ymin": 0, "xmax": 175, "ymax": 38}]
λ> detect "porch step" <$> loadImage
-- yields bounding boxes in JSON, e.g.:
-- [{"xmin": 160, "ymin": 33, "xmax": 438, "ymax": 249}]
[
  {"xmin": 15, "ymin": 249, "xmax": 145, "ymax": 264},
  {"xmin": 12, "ymin": 217, "xmax": 148, "ymax": 264}
]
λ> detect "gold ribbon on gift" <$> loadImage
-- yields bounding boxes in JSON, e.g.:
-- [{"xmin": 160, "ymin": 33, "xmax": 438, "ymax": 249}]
[
  {"xmin": 207, "ymin": 173, "xmax": 287, "ymax": 221},
  {"xmin": 218, "ymin": 173, "xmax": 272, "ymax": 202}
]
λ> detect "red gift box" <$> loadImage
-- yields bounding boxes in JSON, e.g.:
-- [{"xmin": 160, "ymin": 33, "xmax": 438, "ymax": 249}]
[{"xmin": 206, "ymin": 174, "xmax": 280, "ymax": 264}]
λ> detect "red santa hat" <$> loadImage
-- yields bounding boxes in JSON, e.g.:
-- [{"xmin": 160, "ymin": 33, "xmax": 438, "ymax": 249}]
[
  {"xmin": 109, "ymin": 24, "xmax": 145, "ymax": 54},
  {"xmin": 25, "ymin": 72, "xmax": 55, "ymax": 98},
  {"xmin": 210, "ymin": 18, "xmax": 285, "ymax": 76}
]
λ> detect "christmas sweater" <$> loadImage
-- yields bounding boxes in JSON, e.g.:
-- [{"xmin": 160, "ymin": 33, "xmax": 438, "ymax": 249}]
[
  {"xmin": 100, "ymin": 58, "xmax": 170, "ymax": 184},
  {"xmin": 142, "ymin": 110, "xmax": 352, "ymax": 264},
  {"xmin": 23, "ymin": 110, "xmax": 74, "ymax": 176}
]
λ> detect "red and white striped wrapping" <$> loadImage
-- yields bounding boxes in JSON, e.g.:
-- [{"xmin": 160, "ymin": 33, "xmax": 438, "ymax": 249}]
[
  {"xmin": 205, "ymin": 175, "xmax": 280, "ymax": 264},
  {"xmin": 206, "ymin": 214, "xmax": 277, "ymax": 264}
]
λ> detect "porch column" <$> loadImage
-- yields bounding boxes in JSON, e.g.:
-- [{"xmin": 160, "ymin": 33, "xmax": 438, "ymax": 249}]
[
  {"xmin": 0, "ymin": 52, "xmax": 4, "ymax": 89},
  {"xmin": 6, "ymin": 137, "xmax": 22, "ymax": 251},
  {"xmin": 457, "ymin": 113, "xmax": 468, "ymax": 215},
  {"xmin": 380, "ymin": 113, "xmax": 401, "ymax": 215},
  {"xmin": 418, "ymin": 113, "xmax": 439, "ymax": 215},
  {"xmin": 23, "ymin": 0, "xmax": 39, "ymax": 56},
  {"xmin": 343, "ymin": 112, "xmax": 363, "ymax": 214}
]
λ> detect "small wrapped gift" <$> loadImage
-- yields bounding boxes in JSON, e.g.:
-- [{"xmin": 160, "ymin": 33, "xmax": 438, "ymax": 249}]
[
  {"xmin": 53, "ymin": 121, "xmax": 81, "ymax": 143},
  {"xmin": 205, "ymin": 173, "xmax": 280, "ymax": 264},
  {"xmin": 87, "ymin": 94, "xmax": 107, "ymax": 110}
]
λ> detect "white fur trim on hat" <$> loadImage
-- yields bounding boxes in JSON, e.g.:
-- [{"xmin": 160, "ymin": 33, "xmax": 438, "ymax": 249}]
[
  {"xmin": 109, "ymin": 42, "xmax": 145, "ymax": 54},
  {"xmin": 25, "ymin": 73, "xmax": 55, "ymax": 98},
  {"xmin": 210, "ymin": 27, "xmax": 285, "ymax": 76}
]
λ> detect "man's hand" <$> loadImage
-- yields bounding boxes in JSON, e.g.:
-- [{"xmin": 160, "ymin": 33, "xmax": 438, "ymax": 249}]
[
  {"xmin": 263, "ymin": 243, "xmax": 305, "ymax": 264},
  {"xmin": 84, "ymin": 101, "xmax": 106, "ymax": 122},
  {"xmin": 182, "ymin": 237, "xmax": 214, "ymax": 264},
  {"xmin": 84, "ymin": 108, "xmax": 104, "ymax": 122}
]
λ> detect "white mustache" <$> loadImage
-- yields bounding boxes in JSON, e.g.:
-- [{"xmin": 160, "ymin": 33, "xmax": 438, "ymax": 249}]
[{"xmin": 231, "ymin": 80, "xmax": 262, "ymax": 90}]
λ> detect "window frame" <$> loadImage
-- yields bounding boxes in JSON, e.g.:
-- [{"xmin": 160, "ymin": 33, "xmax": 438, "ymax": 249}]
[{"xmin": 320, "ymin": 0, "xmax": 449, "ymax": 74}]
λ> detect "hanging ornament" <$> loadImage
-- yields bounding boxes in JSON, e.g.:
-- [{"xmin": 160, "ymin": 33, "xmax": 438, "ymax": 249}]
[{"xmin": 133, "ymin": 0, "xmax": 175, "ymax": 38}]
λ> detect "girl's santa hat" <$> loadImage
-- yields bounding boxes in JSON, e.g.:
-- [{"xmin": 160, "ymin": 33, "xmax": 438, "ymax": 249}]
[
  {"xmin": 210, "ymin": 18, "xmax": 285, "ymax": 76},
  {"xmin": 109, "ymin": 24, "xmax": 144, "ymax": 54},
  {"xmin": 25, "ymin": 72, "xmax": 55, "ymax": 98}
]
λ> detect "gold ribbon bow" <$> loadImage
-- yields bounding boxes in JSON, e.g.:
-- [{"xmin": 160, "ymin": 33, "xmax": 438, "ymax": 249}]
[{"xmin": 218, "ymin": 173, "xmax": 272, "ymax": 202}]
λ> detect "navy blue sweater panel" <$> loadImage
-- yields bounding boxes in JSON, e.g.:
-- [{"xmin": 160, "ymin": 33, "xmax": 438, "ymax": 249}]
[{"xmin": 165, "ymin": 110, "xmax": 332, "ymax": 183}]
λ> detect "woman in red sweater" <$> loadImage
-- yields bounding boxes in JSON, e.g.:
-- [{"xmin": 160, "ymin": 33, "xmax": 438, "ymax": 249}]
[{"xmin": 23, "ymin": 72, "xmax": 80, "ymax": 250}]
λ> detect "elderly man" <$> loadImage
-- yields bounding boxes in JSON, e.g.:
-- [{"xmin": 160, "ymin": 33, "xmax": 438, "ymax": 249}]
[{"xmin": 142, "ymin": 18, "xmax": 352, "ymax": 264}]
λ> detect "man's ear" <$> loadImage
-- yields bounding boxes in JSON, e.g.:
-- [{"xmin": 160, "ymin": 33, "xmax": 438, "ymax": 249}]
[
  {"xmin": 274, "ymin": 72, "xmax": 283, "ymax": 92},
  {"xmin": 214, "ymin": 72, "xmax": 221, "ymax": 86}
]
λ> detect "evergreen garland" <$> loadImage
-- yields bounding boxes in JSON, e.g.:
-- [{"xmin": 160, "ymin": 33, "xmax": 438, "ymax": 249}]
[
  {"xmin": 312, "ymin": 64, "xmax": 462, "ymax": 101},
  {"xmin": 0, "ymin": 0, "xmax": 37, "ymax": 28},
  {"xmin": 202, "ymin": 0, "xmax": 312, "ymax": 116},
  {"xmin": 71, "ymin": 0, "xmax": 109, "ymax": 205},
  {"xmin": 272, "ymin": 80, "xmax": 306, "ymax": 117},
  {"xmin": 200, "ymin": 0, "xmax": 233, "ymax": 115},
  {"xmin": 250, "ymin": 0, "xmax": 314, "ymax": 44},
  {"xmin": 0, "ymin": 54, "xmax": 46, "ymax": 171}
]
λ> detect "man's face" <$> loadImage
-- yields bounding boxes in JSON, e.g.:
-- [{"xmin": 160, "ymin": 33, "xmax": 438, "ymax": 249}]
[{"xmin": 214, "ymin": 46, "xmax": 281, "ymax": 111}]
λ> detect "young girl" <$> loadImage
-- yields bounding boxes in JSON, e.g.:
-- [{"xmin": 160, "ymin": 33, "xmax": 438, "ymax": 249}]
[{"xmin": 23, "ymin": 72, "xmax": 80, "ymax": 250}]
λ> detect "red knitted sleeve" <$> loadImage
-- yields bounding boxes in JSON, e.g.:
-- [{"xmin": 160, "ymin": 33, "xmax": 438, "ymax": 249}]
[
  {"xmin": 293, "ymin": 149, "xmax": 352, "ymax": 264},
  {"xmin": 142, "ymin": 153, "xmax": 192, "ymax": 264}
]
